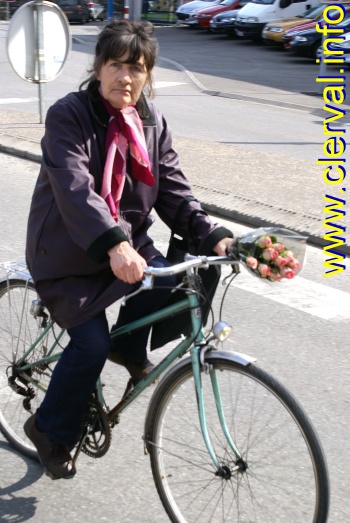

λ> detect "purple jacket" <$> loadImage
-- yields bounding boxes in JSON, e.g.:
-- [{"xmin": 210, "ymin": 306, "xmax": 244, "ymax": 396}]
[{"xmin": 26, "ymin": 83, "xmax": 232, "ymax": 328}]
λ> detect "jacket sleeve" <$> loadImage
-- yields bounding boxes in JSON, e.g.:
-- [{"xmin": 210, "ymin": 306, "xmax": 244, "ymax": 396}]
[
  {"xmin": 151, "ymin": 106, "xmax": 233, "ymax": 254},
  {"xmin": 42, "ymin": 96, "xmax": 128, "ymax": 263}
]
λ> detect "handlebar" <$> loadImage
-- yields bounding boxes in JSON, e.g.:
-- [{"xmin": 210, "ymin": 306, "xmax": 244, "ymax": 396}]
[
  {"xmin": 143, "ymin": 255, "xmax": 239, "ymax": 278},
  {"xmin": 121, "ymin": 255, "xmax": 239, "ymax": 306}
]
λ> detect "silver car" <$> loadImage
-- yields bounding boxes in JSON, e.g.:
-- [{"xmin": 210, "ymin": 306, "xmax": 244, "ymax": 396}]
[{"xmin": 176, "ymin": 0, "xmax": 220, "ymax": 26}]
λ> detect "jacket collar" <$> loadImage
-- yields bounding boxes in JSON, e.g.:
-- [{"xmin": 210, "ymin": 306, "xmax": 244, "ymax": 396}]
[{"xmin": 86, "ymin": 80, "xmax": 156, "ymax": 128}]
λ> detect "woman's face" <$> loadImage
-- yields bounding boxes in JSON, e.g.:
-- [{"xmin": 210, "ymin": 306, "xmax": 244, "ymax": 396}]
[{"xmin": 97, "ymin": 52, "xmax": 148, "ymax": 110}]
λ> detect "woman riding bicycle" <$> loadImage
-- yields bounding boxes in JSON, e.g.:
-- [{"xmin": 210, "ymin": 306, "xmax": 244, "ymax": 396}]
[{"xmin": 24, "ymin": 20, "xmax": 234, "ymax": 480}]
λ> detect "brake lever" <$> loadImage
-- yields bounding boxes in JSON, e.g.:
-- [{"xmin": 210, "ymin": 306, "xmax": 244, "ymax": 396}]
[
  {"xmin": 222, "ymin": 263, "xmax": 240, "ymax": 285},
  {"xmin": 120, "ymin": 273, "xmax": 154, "ymax": 306}
]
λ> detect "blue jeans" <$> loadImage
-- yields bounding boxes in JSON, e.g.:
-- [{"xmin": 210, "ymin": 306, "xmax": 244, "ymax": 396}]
[{"xmin": 36, "ymin": 256, "xmax": 176, "ymax": 446}]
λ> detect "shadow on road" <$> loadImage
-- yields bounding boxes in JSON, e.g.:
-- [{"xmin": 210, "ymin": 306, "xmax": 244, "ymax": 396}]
[{"xmin": 0, "ymin": 440, "xmax": 42, "ymax": 521}]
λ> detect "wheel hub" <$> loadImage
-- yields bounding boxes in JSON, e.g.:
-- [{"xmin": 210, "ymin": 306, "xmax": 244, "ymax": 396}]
[{"xmin": 215, "ymin": 459, "xmax": 248, "ymax": 479}]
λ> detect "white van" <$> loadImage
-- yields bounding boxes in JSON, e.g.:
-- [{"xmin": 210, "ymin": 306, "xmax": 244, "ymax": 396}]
[{"xmin": 234, "ymin": 0, "xmax": 321, "ymax": 40}]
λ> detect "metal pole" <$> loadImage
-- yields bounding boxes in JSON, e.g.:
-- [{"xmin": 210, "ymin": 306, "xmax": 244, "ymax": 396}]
[
  {"xmin": 318, "ymin": 31, "xmax": 326, "ymax": 95},
  {"xmin": 124, "ymin": 0, "xmax": 129, "ymax": 19},
  {"xmin": 107, "ymin": 0, "xmax": 113, "ymax": 21},
  {"xmin": 34, "ymin": 2, "xmax": 45, "ymax": 123}
]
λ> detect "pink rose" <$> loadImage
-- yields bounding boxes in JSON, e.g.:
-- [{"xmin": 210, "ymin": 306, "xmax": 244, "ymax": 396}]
[
  {"xmin": 281, "ymin": 267, "xmax": 295, "ymax": 280},
  {"xmin": 246, "ymin": 256, "xmax": 258, "ymax": 269},
  {"xmin": 258, "ymin": 263, "xmax": 271, "ymax": 278},
  {"xmin": 273, "ymin": 243, "xmax": 285, "ymax": 253},
  {"xmin": 281, "ymin": 254, "xmax": 293, "ymax": 264},
  {"xmin": 257, "ymin": 235, "xmax": 272, "ymax": 248},
  {"xmin": 284, "ymin": 250, "xmax": 294, "ymax": 258},
  {"xmin": 275, "ymin": 255, "xmax": 288, "ymax": 269},
  {"xmin": 269, "ymin": 271, "xmax": 282, "ymax": 282},
  {"xmin": 288, "ymin": 259, "xmax": 301, "ymax": 271},
  {"xmin": 261, "ymin": 248, "xmax": 278, "ymax": 261}
]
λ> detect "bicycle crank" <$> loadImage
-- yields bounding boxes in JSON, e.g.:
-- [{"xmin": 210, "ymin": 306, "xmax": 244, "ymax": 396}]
[{"xmin": 76, "ymin": 398, "xmax": 112, "ymax": 459}]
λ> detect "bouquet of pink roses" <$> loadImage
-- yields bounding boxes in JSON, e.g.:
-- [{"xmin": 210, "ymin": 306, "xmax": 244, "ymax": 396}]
[{"xmin": 228, "ymin": 227, "xmax": 306, "ymax": 282}]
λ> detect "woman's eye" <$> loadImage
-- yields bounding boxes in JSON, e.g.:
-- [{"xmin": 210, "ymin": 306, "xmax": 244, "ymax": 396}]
[{"xmin": 110, "ymin": 62, "xmax": 120, "ymax": 69}]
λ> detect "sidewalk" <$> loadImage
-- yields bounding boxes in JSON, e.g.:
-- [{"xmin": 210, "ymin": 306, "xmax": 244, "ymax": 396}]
[{"xmin": 0, "ymin": 29, "xmax": 346, "ymax": 253}]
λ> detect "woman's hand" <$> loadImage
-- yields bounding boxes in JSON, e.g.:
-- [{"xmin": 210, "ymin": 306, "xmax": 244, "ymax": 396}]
[
  {"xmin": 108, "ymin": 242, "xmax": 146, "ymax": 284},
  {"xmin": 212, "ymin": 237, "xmax": 235, "ymax": 257}
]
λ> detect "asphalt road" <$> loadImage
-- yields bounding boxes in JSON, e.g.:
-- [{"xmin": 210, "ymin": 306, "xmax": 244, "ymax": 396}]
[{"xmin": 155, "ymin": 24, "xmax": 323, "ymax": 95}]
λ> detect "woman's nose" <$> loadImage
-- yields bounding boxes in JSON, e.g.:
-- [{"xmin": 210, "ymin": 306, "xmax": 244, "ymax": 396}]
[{"xmin": 118, "ymin": 66, "xmax": 131, "ymax": 84}]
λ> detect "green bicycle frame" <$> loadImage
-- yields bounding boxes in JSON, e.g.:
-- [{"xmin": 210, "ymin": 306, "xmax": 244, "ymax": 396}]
[{"xmin": 16, "ymin": 279, "xmax": 241, "ymax": 471}]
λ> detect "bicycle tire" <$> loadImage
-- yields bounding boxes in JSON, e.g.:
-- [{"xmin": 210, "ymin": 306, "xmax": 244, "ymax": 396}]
[
  {"xmin": 0, "ymin": 279, "xmax": 67, "ymax": 459},
  {"xmin": 146, "ymin": 354, "xmax": 329, "ymax": 523}
]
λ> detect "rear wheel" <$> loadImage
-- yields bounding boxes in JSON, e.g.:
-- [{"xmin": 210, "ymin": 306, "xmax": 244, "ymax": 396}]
[
  {"xmin": 0, "ymin": 278, "xmax": 67, "ymax": 459},
  {"xmin": 146, "ymin": 356, "xmax": 329, "ymax": 522}
]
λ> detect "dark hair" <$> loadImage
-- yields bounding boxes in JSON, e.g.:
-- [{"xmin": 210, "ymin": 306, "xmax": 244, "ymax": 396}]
[{"xmin": 80, "ymin": 20, "xmax": 158, "ymax": 98}]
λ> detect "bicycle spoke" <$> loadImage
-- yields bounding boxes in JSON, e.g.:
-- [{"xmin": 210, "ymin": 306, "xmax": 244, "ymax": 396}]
[
  {"xmin": 148, "ymin": 357, "xmax": 329, "ymax": 522},
  {"xmin": 0, "ymin": 280, "xmax": 68, "ymax": 458}
]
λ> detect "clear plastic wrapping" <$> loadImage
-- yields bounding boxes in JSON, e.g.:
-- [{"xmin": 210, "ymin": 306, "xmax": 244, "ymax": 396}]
[{"xmin": 230, "ymin": 227, "xmax": 307, "ymax": 282}]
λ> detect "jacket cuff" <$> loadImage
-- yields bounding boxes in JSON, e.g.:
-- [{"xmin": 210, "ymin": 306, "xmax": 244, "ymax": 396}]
[
  {"xmin": 198, "ymin": 226, "xmax": 234, "ymax": 255},
  {"xmin": 86, "ymin": 227, "xmax": 129, "ymax": 263}
]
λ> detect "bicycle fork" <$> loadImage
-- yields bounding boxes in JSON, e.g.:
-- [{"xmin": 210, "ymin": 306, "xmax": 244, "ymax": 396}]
[{"xmin": 190, "ymin": 345, "xmax": 244, "ymax": 477}]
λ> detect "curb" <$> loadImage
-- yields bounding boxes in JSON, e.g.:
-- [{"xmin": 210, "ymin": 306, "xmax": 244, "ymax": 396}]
[
  {"xmin": 192, "ymin": 184, "xmax": 349, "ymax": 256},
  {"xmin": 157, "ymin": 56, "xmax": 321, "ymax": 113}
]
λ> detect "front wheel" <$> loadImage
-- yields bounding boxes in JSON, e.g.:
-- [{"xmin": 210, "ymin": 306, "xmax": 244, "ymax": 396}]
[
  {"xmin": 146, "ymin": 355, "xmax": 329, "ymax": 522},
  {"xmin": 312, "ymin": 41, "xmax": 322, "ymax": 61}
]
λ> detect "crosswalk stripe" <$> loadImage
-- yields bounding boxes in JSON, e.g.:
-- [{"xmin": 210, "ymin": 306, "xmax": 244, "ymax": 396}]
[
  {"xmin": 228, "ymin": 267, "xmax": 350, "ymax": 321},
  {"xmin": 154, "ymin": 81, "xmax": 186, "ymax": 88},
  {"xmin": 155, "ymin": 237, "xmax": 350, "ymax": 322},
  {"xmin": 0, "ymin": 98, "xmax": 37, "ymax": 104}
]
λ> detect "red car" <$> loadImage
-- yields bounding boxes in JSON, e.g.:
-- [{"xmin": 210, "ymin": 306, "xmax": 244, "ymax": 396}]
[
  {"xmin": 283, "ymin": 20, "xmax": 318, "ymax": 50},
  {"xmin": 195, "ymin": 0, "xmax": 244, "ymax": 29}
]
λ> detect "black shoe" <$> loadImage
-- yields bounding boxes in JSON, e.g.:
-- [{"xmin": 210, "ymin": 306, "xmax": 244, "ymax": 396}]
[
  {"xmin": 125, "ymin": 358, "xmax": 156, "ymax": 385},
  {"xmin": 107, "ymin": 351, "xmax": 155, "ymax": 385},
  {"xmin": 24, "ymin": 414, "xmax": 76, "ymax": 480}
]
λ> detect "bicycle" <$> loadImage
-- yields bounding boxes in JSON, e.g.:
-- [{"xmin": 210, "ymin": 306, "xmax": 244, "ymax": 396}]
[{"xmin": 0, "ymin": 256, "xmax": 329, "ymax": 522}]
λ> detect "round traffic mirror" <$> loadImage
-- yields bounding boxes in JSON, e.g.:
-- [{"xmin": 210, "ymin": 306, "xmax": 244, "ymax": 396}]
[{"xmin": 6, "ymin": 1, "xmax": 71, "ymax": 83}]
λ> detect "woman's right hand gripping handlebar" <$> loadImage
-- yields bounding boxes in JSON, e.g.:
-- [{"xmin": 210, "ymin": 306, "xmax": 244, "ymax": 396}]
[{"xmin": 108, "ymin": 242, "xmax": 147, "ymax": 284}]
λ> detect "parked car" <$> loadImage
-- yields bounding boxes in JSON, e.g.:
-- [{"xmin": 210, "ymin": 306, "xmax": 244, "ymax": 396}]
[
  {"xmin": 262, "ymin": 4, "xmax": 325, "ymax": 45},
  {"xmin": 175, "ymin": 0, "xmax": 221, "ymax": 26},
  {"xmin": 282, "ymin": 5, "xmax": 350, "ymax": 50},
  {"xmin": 289, "ymin": 16, "xmax": 350, "ymax": 60},
  {"xmin": 5, "ymin": 0, "xmax": 27, "ymax": 16},
  {"xmin": 282, "ymin": 19, "xmax": 318, "ymax": 50},
  {"xmin": 56, "ymin": 0, "xmax": 90, "ymax": 23},
  {"xmin": 195, "ymin": 0, "xmax": 243, "ymax": 29},
  {"xmin": 234, "ymin": 0, "xmax": 321, "ymax": 41},
  {"xmin": 209, "ymin": 1, "xmax": 249, "ymax": 35},
  {"xmin": 86, "ymin": 1, "xmax": 105, "ymax": 20},
  {"xmin": 328, "ymin": 31, "xmax": 350, "ymax": 67}
]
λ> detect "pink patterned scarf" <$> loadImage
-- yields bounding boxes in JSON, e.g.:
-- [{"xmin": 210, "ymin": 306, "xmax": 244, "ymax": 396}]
[{"xmin": 100, "ymin": 94, "xmax": 154, "ymax": 221}]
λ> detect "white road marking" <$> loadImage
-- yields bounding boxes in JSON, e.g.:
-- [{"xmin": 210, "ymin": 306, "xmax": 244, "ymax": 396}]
[
  {"xmin": 0, "ymin": 84, "xmax": 184, "ymax": 105},
  {"xmin": 228, "ymin": 267, "xmax": 350, "ymax": 321},
  {"xmin": 155, "ymin": 238, "xmax": 350, "ymax": 321},
  {"xmin": 154, "ymin": 81, "xmax": 186, "ymax": 88},
  {"xmin": 0, "ymin": 98, "xmax": 37, "ymax": 105}
]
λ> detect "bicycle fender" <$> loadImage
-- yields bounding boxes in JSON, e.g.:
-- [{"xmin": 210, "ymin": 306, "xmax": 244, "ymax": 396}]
[
  {"xmin": 143, "ymin": 349, "xmax": 257, "ymax": 454},
  {"xmin": 209, "ymin": 350, "xmax": 257, "ymax": 366},
  {"xmin": 0, "ymin": 261, "xmax": 32, "ymax": 284}
]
